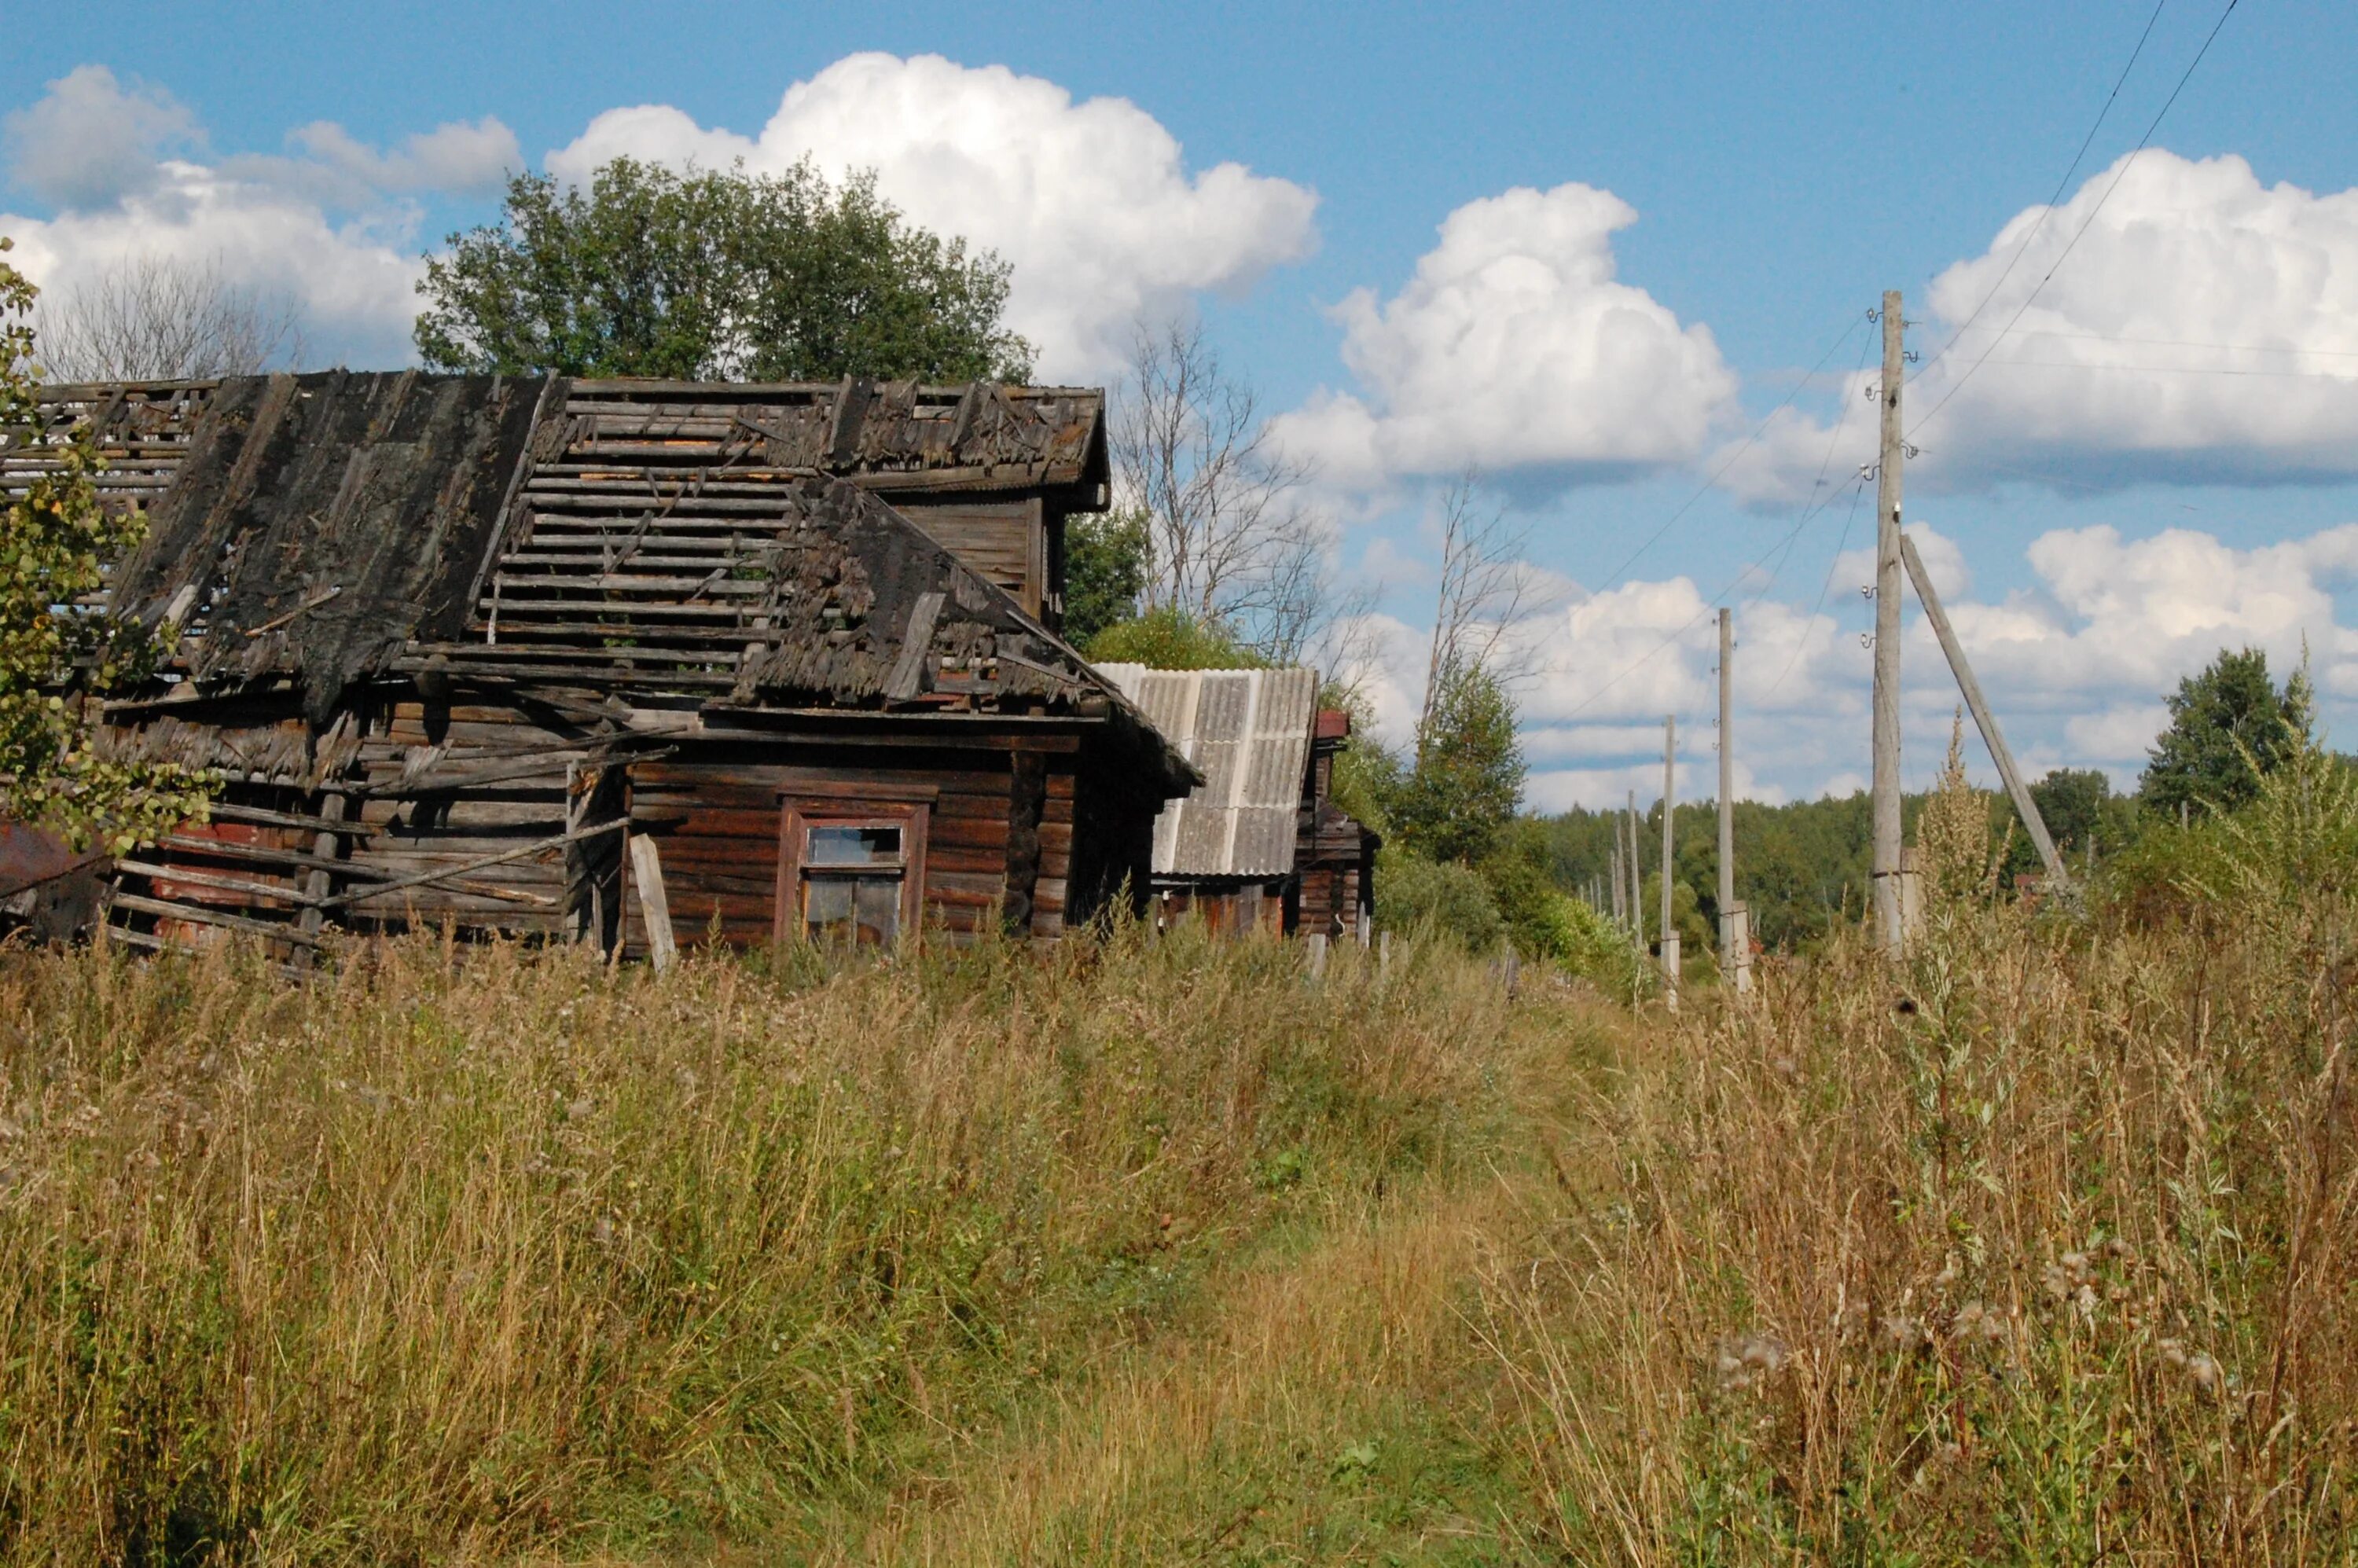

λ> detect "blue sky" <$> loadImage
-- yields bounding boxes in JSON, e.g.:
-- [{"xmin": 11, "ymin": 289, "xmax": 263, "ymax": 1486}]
[{"xmin": 7, "ymin": 2, "xmax": 2357, "ymax": 806}]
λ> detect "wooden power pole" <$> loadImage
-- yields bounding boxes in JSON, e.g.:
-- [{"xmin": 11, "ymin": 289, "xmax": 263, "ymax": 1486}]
[
  {"xmin": 1660, "ymin": 715, "xmax": 1678, "ymax": 1009},
  {"xmin": 1717, "ymin": 608, "xmax": 1749, "ymax": 993},
  {"xmin": 1871, "ymin": 290, "xmax": 1908, "ymax": 953}
]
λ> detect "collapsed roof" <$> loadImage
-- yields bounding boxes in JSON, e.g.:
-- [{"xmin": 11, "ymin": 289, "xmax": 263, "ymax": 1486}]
[{"xmin": 5, "ymin": 372, "xmax": 1182, "ymax": 788}]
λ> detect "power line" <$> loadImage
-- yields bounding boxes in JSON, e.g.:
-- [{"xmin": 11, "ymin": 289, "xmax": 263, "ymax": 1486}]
[
  {"xmin": 1765, "ymin": 479, "xmax": 1866, "ymax": 701},
  {"xmin": 1947, "ymin": 325, "xmax": 2358, "ymax": 360},
  {"xmin": 1561, "ymin": 327, "xmax": 1879, "ymax": 722},
  {"xmin": 1741, "ymin": 326, "xmax": 1879, "ymax": 611},
  {"xmin": 1910, "ymin": 0, "xmax": 2243, "ymax": 441},
  {"xmin": 1580, "ymin": 314, "xmax": 1866, "ymax": 599},
  {"xmin": 1951, "ymin": 356, "xmax": 2358, "ymax": 381},
  {"xmin": 1912, "ymin": 0, "xmax": 2170, "ymax": 386},
  {"xmin": 1560, "ymin": 472, "xmax": 1868, "ymax": 722}
]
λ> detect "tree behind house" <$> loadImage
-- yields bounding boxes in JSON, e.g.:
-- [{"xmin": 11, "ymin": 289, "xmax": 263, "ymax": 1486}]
[
  {"xmin": 1061, "ymin": 509, "xmax": 1150, "ymax": 649},
  {"xmin": 1393, "ymin": 662, "xmax": 1525, "ymax": 867},
  {"xmin": 35, "ymin": 254, "xmax": 301, "ymax": 382},
  {"xmin": 415, "ymin": 159, "xmax": 1031, "ymax": 384}
]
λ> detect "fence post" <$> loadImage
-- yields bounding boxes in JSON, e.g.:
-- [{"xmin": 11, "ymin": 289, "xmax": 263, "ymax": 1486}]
[{"xmin": 628, "ymin": 835, "xmax": 677, "ymax": 972}]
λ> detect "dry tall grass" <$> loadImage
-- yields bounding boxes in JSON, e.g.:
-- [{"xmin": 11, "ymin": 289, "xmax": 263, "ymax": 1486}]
[
  {"xmin": 0, "ymin": 924, "xmax": 1519, "ymax": 1564},
  {"xmin": 1486, "ymin": 773, "xmax": 2358, "ymax": 1561},
  {"xmin": 13, "ymin": 752, "xmax": 2358, "ymax": 1566}
]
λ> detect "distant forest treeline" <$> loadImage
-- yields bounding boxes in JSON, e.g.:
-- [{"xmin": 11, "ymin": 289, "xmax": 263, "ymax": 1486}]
[{"xmin": 1540, "ymin": 768, "xmax": 2143, "ymax": 953}]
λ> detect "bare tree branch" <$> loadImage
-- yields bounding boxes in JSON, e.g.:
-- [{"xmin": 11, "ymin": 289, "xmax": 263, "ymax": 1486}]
[
  {"xmin": 1419, "ymin": 469, "xmax": 1542, "ymax": 749},
  {"xmin": 34, "ymin": 255, "xmax": 303, "ymax": 382},
  {"xmin": 1114, "ymin": 318, "xmax": 1331, "ymax": 659}
]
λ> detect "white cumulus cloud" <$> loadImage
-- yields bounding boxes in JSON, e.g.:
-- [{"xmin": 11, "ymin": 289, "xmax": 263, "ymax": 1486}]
[
  {"xmin": 549, "ymin": 52, "xmax": 1320, "ymax": 378},
  {"xmin": 2, "ymin": 65, "xmax": 196, "ymax": 210},
  {"xmin": 1269, "ymin": 182, "xmax": 1738, "ymax": 495},
  {"xmin": 2, "ymin": 66, "xmax": 527, "ymax": 369},
  {"xmin": 1722, "ymin": 151, "xmax": 2358, "ymax": 505},
  {"xmin": 1493, "ymin": 517, "xmax": 2358, "ymax": 805}
]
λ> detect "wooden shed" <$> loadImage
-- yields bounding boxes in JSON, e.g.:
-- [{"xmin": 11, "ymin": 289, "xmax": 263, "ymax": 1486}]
[
  {"xmin": 6, "ymin": 371, "xmax": 1192, "ymax": 960},
  {"xmin": 1096, "ymin": 665, "xmax": 1378, "ymax": 939}
]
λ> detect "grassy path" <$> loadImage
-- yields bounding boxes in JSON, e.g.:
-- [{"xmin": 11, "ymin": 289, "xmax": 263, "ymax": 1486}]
[
  {"xmin": 825, "ymin": 1182, "xmax": 1533, "ymax": 1564},
  {"xmin": 814, "ymin": 994, "xmax": 1614, "ymax": 1566}
]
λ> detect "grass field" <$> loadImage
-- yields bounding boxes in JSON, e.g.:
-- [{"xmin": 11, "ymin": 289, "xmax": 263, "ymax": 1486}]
[{"xmin": 3, "ymin": 847, "xmax": 2353, "ymax": 1562}]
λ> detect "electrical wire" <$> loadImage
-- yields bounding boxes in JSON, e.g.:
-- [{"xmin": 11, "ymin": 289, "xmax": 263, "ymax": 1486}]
[
  {"xmin": 1743, "ymin": 329, "xmax": 1879, "ymax": 611},
  {"xmin": 1559, "ymin": 471, "xmax": 1868, "ymax": 722},
  {"xmin": 1945, "ymin": 325, "xmax": 2358, "ymax": 360},
  {"xmin": 1909, "ymin": 0, "xmax": 2243, "ymax": 441},
  {"xmin": 1579, "ymin": 314, "xmax": 1866, "ymax": 600},
  {"xmin": 1936, "ymin": 356, "xmax": 2358, "ymax": 381},
  {"xmin": 1556, "ymin": 329, "xmax": 1875, "ymax": 721},
  {"xmin": 1910, "ymin": 0, "xmax": 2170, "ymax": 386},
  {"xmin": 1764, "ymin": 478, "xmax": 1867, "ymax": 702}
]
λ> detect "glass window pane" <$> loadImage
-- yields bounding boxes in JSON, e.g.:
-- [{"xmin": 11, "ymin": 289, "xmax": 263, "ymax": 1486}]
[
  {"xmin": 803, "ymin": 876, "xmax": 855, "ymax": 943},
  {"xmin": 806, "ymin": 824, "xmax": 903, "ymax": 866},
  {"xmin": 854, "ymin": 877, "xmax": 899, "ymax": 946}
]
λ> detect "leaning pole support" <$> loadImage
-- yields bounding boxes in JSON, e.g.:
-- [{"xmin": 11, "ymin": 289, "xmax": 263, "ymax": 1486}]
[{"xmin": 1897, "ymin": 531, "xmax": 2071, "ymax": 892}]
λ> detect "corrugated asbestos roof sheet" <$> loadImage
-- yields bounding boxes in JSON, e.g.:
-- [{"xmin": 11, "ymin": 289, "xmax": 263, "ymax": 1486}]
[{"xmin": 1096, "ymin": 665, "xmax": 1317, "ymax": 877}]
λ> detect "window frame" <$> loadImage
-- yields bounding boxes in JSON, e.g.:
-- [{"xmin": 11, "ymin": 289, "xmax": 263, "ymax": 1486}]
[{"xmin": 774, "ymin": 784, "xmax": 935, "ymax": 948}]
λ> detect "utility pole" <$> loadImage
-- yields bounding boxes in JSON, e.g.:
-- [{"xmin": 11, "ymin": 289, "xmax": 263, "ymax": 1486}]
[
  {"xmin": 1717, "ymin": 609, "xmax": 1740, "ymax": 986},
  {"xmin": 1625, "ymin": 788, "xmax": 1643, "ymax": 948},
  {"xmin": 1660, "ymin": 715, "xmax": 1679, "ymax": 1009},
  {"xmin": 1609, "ymin": 844, "xmax": 1624, "ymax": 924},
  {"xmin": 1871, "ymin": 289, "xmax": 1908, "ymax": 954}
]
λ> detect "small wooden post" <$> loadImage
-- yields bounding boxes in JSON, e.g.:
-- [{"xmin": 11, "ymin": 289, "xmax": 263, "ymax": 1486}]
[
  {"xmin": 1306, "ymin": 931, "xmax": 1329, "ymax": 981},
  {"xmin": 1379, "ymin": 929, "xmax": 1393, "ymax": 978},
  {"xmin": 1717, "ymin": 608, "xmax": 1739, "ymax": 979},
  {"xmin": 628, "ymin": 834, "xmax": 677, "ymax": 972},
  {"xmin": 296, "ymin": 790, "xmax": 349, "ymax": 968},
  {"xmin": 1625, "ymin": 789, "xmax": 1643, "ymax": 949}
]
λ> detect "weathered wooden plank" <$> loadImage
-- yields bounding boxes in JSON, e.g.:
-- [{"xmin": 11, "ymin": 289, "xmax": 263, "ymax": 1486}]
[
  {"xmin": 114, "ymin": 860, "xmax": 323, "ymax": 908},
  {"xmin": 205, "ymin": 800, "xmax": 358, "ymax": 835},
  {"xmin": 109, "ymin": 891, "xmax": 324, "ymax": 948},
  {"xmin": 154, "ymin": 834, "xmax": 382, "ymax": 878},
  {"xmin": 322, "ymin": 818, "xmax": 627, "ymax": 909}
]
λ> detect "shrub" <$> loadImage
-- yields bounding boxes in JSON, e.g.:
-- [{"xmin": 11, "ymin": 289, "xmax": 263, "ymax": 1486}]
[
  {"xmin": 1376, "ymin": 849, "xmax": 1504, "ymax": 953},
  {"xmin": 1082, "ymin": 605, "xmax": 1265, "ymax": 670}
]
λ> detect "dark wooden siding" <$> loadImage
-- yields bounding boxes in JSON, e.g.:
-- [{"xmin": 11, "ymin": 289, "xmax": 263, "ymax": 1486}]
[
  {"xmin": 620, "ymin": 745, "xmax": 1090, "ymax": 953},
  {"xmin": 897, "ymin": 498, "xmax": 1046, "ymax": 618}
]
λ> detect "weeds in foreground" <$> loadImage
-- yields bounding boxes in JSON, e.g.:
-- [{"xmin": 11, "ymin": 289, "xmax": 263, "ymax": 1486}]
[
  {"xmin": 0, "ymin": 924, "xmax": 1519, "ymax": 1564},
  {"xmin": 11, "ymin": 759, "xmax": 2358, "ymax": 1565},
  {"xmin": 1485, "ymin": 760, "xmax": 2358, "ymax": 1563}
]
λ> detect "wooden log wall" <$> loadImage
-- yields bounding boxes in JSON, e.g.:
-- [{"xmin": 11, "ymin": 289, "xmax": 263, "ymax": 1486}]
[
  {"xmin": 100, "ymin": 685, "xmax": 626, "ymax": 959},
  {"xmin": 619, "ymin": 744, "xmax": 1080, "ymax": 954}
]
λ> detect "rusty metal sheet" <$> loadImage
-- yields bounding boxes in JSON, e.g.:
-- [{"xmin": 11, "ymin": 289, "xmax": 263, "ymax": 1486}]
[{"xmin": 0, "ymin": 821, "xmax": 104, "ymax": 899}]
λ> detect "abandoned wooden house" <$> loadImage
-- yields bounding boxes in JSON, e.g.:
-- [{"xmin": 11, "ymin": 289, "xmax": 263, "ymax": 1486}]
[
  {"xmin": 3, "ymin": 371, "xmax": 1198, "ymax": 960},
  {"xmin": 1096, "ymin": 665, "xmax": 1378, "ymax": 939}
]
